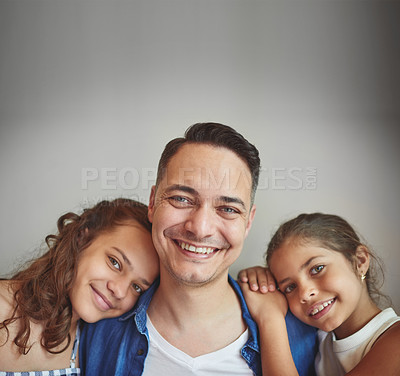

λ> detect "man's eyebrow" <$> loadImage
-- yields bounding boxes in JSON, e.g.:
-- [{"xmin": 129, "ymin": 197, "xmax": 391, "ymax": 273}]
[
  {"xmin": 217, "ymin": 196, "xmax": 246, "ymax": 210},
  {"xmin": 278, "ymin": 256, "xmax": 323, "ymax": 285},
  {"xmin": 164, "ymin": 184, "xmax": 198, "ymax": 196}
]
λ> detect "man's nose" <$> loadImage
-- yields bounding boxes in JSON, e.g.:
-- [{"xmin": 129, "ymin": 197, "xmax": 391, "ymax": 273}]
[{"xmin": 184, "ymin": 205, "xmax": 217, "ymax": 240}]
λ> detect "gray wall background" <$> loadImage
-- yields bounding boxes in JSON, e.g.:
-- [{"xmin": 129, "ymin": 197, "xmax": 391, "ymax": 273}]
[{"xmin": 1, "ymin": 0, "xmax": 399, "ymax": 311}]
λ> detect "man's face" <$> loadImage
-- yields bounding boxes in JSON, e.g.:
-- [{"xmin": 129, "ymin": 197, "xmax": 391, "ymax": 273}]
[{"xmin": 148, "ymin": 143, "xmax": 256, "ymax": 286}]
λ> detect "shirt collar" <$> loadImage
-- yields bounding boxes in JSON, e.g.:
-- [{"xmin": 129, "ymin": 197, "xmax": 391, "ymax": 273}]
[
  {"xmin": 118, "ymin": 275, "xmax": 259, "ymax": 352},
  {"xmin": 119, "ymin": 277, "xmax": 160, "ymax": 321},
  {"xmin": 228, "ymin": 275, "xmax": 260, "ymax": 352}
]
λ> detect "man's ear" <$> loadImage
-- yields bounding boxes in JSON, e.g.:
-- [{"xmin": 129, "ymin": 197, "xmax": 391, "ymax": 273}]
[
  {"xmin": 148, "ymin": 185, "xmax": 156, "ymax": 223},
  {"xmin": 244, "ymin": 204, "xmax": 256, "ymax": 238},
  {"xmin": 355, "ymin": 245, "xmax": 370, "ymax": 276}
]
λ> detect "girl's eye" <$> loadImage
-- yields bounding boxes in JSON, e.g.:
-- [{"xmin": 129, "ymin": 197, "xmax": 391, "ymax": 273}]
[
  {"xmin": 310, "ymin": 265, "xmax": 325, "ymax": 275},
  {"xmin": 133, "ymin": 283, "xmax": 143, "ymax": 294},
  {"xmin": 109, "ymin": 256, "xmax": 121, "ymax": 270},
  {"xmin": 284, "ymin": 283, "xmax": 296, "ymax": 294}
]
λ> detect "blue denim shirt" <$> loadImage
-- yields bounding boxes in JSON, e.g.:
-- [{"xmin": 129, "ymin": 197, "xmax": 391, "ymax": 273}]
[{"xmin": 79, "ymin": 276, "xmax": 317, "ymax": 376}]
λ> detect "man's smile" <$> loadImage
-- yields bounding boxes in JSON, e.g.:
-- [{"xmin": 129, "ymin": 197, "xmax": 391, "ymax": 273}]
[{"xmin": 178, "ymin": 240, "xmax": 219, "ymax": 255}]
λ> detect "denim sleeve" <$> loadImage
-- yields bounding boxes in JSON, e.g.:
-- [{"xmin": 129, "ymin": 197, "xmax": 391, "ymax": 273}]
[
  {"xmin": 79, "ymin": 318, "xmax": 122, "ymax": 375},
  {"xmin": 285, "ymin": 310, "xmax": 318, "ymax": 376}
]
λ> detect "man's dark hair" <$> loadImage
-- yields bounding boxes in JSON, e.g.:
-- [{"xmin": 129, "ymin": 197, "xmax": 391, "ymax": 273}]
[{"xmin": 155, "ymin": 122, "xmax": 260, "ymax": 205}]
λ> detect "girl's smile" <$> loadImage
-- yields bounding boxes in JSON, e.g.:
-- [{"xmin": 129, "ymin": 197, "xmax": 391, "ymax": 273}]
[
  {"xmin": 308, "ymin": 297, "xmax": 336, "ymax": 319},
  {"xmin": 90, "ymin": 285, "xmax": 115, "ymax": 311}
]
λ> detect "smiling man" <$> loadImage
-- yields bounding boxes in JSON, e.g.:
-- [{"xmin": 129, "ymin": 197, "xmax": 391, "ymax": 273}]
[
  {"xmin": 148, "ymin": 141, "xmax": 255, "ymax": 288},
  {"xmin": 79, "ymin": 123, "xmax": 317, "ymax": 375}
]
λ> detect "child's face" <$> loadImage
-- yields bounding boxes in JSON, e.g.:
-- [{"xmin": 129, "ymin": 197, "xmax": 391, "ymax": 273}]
[
  {"xmin": 69, "ymin": 222, "xmax": 159, "ymax": 323},
  {"xmin": 269, "ymin": 239, "xmax": 368, "ymax": 338}
]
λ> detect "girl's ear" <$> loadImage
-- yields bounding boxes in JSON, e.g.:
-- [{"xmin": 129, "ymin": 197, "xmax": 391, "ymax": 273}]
[{"xmin": 355, "ymin": 245, "xmax": 370, "ymax": 276}]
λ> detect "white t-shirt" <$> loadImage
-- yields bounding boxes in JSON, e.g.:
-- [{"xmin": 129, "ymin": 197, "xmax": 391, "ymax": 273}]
[
  {"xmin": 142, "ymin": 315, "xmax": 253, "ymax": 376},
  {"xmin": 315, "ymin": 308, "xmax": 400, "ymax": 376}
]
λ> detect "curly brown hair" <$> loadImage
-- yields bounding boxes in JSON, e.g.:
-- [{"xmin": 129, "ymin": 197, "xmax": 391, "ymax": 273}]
[{"xmin": 1, "ymin": 198, "xmax": 151, "ymax": 355}]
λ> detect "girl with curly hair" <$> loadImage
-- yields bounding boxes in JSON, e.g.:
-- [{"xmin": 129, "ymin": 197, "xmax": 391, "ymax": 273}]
[{"xmin": 0, "ymin": 198, "xmax": 159, "ymax": 375}]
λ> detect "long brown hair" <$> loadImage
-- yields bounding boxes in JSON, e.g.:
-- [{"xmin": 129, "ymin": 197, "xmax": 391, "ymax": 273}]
[
  {"xmin": 1, "ymin": 198, "xmax": 151, "ymax": 355},
  {"xmin": 266, "ymin": 212, "xmax": 390, "ymax": 308}
]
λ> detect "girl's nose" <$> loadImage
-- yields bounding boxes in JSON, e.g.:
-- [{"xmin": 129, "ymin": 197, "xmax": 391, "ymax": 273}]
[
  {"xmin": 299, "ymin": 283, "xmax": 318, "ymax": 303},
  {"xmin": 107, "ymin": 278, "xmax": 129, "ymax": 299}
]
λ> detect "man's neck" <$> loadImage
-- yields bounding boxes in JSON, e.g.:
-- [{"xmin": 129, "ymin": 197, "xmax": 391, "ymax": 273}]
[{"xmin": 147, "ymin": 271, "xmax": 247, "ymax": 357}]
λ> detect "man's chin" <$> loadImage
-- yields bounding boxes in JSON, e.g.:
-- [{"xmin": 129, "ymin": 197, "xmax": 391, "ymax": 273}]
[{"xmin": 167, "ymin": 269, "xmax": 217, "ymax": 287}]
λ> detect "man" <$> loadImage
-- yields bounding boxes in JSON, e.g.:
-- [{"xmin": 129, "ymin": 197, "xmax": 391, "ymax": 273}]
[{"xmin": 79, "ymin": 123, "xmax": 317, "ymax": 375}]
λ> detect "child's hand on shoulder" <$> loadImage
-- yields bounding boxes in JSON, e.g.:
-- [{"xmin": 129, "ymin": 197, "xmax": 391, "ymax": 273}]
[
  {"xmin": 237, "ymin": 266, "xmax": 276, "ymax": 293},
  {"xmin": 238, "ymin": 266, "xmax": 288, "ymax": 324}
]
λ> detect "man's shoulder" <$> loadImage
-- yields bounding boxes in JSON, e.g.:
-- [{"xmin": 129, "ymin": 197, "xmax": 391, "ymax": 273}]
[
  {"xmin": 81, "ymin": 315, "xmax": 128, "ymax": 339},
  {"xmin": 285, "ymin": 309, "xmax": 317, "ymax": 334},
  {"xmin": 228, "ymin": 274, "xmax": 242, "ymax": 295}
]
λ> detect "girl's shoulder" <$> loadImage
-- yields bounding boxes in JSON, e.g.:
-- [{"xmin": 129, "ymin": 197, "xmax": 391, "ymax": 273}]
[
  {"xmin": 0, "ymin": 280, "xmax": 17, "ymax": 320},
  {"xmin": 372, "ymin": 308, "xmax": 400, "ymax": 344},
  {"xmin": 349, "ymin": 311, "xmax": 400, "ymax": 375},
  {"xmin": 0, "ymin": 280, "xmax": 20, "ymax": 369},
  {"xmin": 0, "ymin": 280, "xmax": 74, "ymax": 372},
  {"xmin": 374, "ymin": 317, "xmax": 400, "ymax": 344}
]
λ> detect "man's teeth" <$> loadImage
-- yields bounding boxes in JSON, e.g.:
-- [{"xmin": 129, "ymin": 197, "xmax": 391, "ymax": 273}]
[
  {"xmin": 179, "ymin": 242, "xmax": 215, "ymax": 254},
  {"xmin": 310, "ymin": 299, "xmax": 335, "ymax": 316}
]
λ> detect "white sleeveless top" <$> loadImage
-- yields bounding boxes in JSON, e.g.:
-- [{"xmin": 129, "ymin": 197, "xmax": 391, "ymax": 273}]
[
  {"xmin": 142, "ymin": 315, "xmax": 253, "ymax": 376},
  {"xmin": 315, "ymin": 308, "xmax": 400, "ymax": 375}
]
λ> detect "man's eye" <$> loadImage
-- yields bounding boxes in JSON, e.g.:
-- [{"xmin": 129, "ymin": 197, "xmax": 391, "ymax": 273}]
[
  {"xmin": 133, "ymin": 283, "xmax": 143, "ymax": 294},
  {"xmin": 174, "ymin": 196, "xmax": 189, "ymax": 202},
  {"xmin": 218, "ymin": 206, "xmax": 240, "ymax": 217},
  {"xmin": 168, "ymin": 196, "xmax": 192, "ymax": 207},
  {"xmin": 221, "ymin": 207, "xmax": 238, "ymax": 213},
  {"xmin": 109, "ymin": 256, "xmax": 121, "ymax": 270},
  {"xmin": 310, "ymin": 265, "xmax": 324, "ymax": 275}
]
